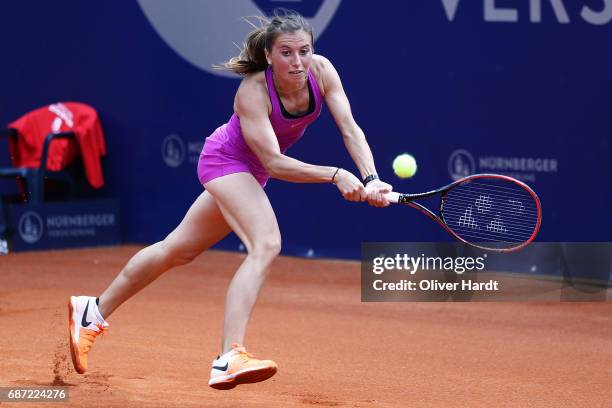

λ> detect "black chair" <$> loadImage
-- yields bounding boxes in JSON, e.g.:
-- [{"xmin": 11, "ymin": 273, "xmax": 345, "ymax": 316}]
[
  {"xmin": 0, "ymin": 128, "xmax": 80, "ymax": 250},
  {"xmin": 0, "ymin": 128, "xmax": 78, "ymax": 203}
]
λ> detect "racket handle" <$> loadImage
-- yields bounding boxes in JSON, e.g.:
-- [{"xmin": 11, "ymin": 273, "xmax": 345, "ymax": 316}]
[{"xmin": 384, "ymin": 192, "xmax": 401, "ymax": 204}]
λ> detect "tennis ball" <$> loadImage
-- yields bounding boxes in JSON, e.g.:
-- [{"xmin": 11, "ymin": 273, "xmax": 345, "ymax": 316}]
[{"xmin": 392, "ymin": 153, "xmax": 417, "ymax": 178}]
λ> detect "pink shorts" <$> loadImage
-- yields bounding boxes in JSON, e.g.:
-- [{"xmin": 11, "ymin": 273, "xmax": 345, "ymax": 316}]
[{"xmin": 197, "ymin": 138, "xmax": 269, "ymax": 187}]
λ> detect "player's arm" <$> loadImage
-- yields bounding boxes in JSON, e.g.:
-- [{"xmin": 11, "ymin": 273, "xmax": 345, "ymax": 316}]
[
  {"xmin": 319, "ymin": 56, "xmax": 378, "ymax": 181},
  {"xmin": 235, "ymin": 76, "xmax": 365, "ymax": 200},
  {"xmin": 318, "ymin": 56, "xmax": 391, "ymax": 205}
]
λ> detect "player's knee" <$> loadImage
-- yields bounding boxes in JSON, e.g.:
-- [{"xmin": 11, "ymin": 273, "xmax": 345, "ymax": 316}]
[{"xmin": 251, "ymin": 235, "xmax": 281, "ymax": 262}]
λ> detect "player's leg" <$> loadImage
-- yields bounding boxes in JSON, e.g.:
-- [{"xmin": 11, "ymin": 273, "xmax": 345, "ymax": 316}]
[
  {"xmin": 97, "ymin": 190, "xmax": 232, "ymax": 318},
  {"xmin": 205, "ymin": 173, "xmax": 281, "ymax": 352},
  {"xmin": 204, "ymin": 172, "xmax": 280, "ymax": 389},
  {"xmin": 69, "ymin": 190, "xmax": 231, "ymax": 374}
]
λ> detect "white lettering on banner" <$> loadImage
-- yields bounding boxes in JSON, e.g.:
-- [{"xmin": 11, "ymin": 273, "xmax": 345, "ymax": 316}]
[
  {"xmin": 448, "ymin": 149, "xmax": 558, "ymax": 183},
  {"xmin": 188, "ymin": 141, "xmax": 204, "ymax": 164},
  {"xmin": 440, "ymin": 0, "xmax": 461, "ymax": 20},
  {"xmin": 46, "ymin": 214, "xmax": 115, "ymax": 228},
  {"xmin": 441, "ymin": 0, "xmax": 611, "ymax": 24},
  {"xmin": 485, "ymin": 0, "xmax": 518, "ymax": 23},
  {"xmin": 188, "ymin": 142, "xmax": 203, "ymax": 155},
  {"xmin": 48, "ymin": 229, "xmax": 96, "ymax": 237},
  {"xmin": 478, "ymin": 157, "xmax": 558, "ymax": 173},
  {"xmin": 582, "ymin": 0, "xmax": 612, "ymax": 25}
]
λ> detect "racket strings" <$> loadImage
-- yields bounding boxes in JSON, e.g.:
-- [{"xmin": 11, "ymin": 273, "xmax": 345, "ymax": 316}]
[
  {"xmin": 441, "ymin": 179, "xmax": 540, "ymax": 248},
  {"xmin": 442, "ymin": 209, "xmax": 536, "ymax": 233},
  {"xmin": 442, "ymin": 202, "xmax": 538, "ymax": 225},
  {"xmin": 445, "ymin": 199, "xmax": 539, "ymax": 217},
  {"xmin": 441, "ymin": 190, "xmax": 539, "ymax": 211}
]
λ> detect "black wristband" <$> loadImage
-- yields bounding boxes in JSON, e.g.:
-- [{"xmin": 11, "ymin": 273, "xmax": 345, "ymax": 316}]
[
  {"xmin": 331, "ymin": 167, "xmax": 341, "ymax": 183},
  {"xmin": 362, "ymin": 174, "xmax": 379, "ymax": 186}
]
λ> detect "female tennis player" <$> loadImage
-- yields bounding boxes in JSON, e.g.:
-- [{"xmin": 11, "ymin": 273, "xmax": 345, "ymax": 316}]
[{"xmin": 68, "ymin": 11, "xmax": 392, "ymax": 390}]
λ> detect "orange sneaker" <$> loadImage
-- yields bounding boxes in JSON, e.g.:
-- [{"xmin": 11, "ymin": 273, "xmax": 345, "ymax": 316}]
[
  {"xmin": 208, "ymin": 343, "xmax": 277, "ymax": 390},
  {"xmin": 68, "ymin": 296, "xmax": 109, "ymax": 374}
]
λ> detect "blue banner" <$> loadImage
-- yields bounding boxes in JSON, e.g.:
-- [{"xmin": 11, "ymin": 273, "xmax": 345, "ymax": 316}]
[
  {"xmin": 0, "ymin": 1, "xmax": 610, "ymax": 258},
  {"xmin": 9, "ymin": 200, "xmax": 120, "ymax": 252}
]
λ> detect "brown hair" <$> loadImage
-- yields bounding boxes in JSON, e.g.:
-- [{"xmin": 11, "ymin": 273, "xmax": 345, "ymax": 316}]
[{"xmin": 218, "ymin": 10, "xmax": 313, "ymax": 75}]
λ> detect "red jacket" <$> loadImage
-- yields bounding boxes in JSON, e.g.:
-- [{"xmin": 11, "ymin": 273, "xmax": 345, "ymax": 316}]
[{"xmin": 8, "ymin": 102, "xmax": 106, "ymax": 188}]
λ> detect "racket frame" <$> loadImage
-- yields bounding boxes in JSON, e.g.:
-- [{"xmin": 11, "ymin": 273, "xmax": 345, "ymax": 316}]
[{"xmin": 386, "ymin": 174, "xmax": 542, "ymax": 252}]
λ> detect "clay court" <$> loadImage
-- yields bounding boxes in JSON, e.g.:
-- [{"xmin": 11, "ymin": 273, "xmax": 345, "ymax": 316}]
[{"xmin": 1, "ymin": 246, "xmax": 611, "ymax": 407}]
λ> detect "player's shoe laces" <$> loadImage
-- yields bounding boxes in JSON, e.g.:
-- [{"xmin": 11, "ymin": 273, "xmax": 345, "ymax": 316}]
[
  {"xmin": 208, "ymin": 343, "xmax": 277, "ymax": 390},
  {"xmin": 68, "ymin": 296, "xmax": 109, "ymax": 374}
]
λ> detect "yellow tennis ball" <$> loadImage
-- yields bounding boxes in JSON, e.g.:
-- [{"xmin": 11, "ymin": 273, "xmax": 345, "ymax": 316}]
[{"xmin": 392, "ymin": 153, "xmax": 417, "ymax": 178}]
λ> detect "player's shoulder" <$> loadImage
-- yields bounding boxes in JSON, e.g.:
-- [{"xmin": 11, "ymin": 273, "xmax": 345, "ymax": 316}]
[
  {"xmin": 311, "ymin": 54, "xmax": 337, "ymax": 95},
  {"xmin": 311, "ymin": 54, "xmax": 334, "ymax": 76},
  {"xmin": 237, "ymin": 70, "xmax": 267, "ymax": 95},
  {"xmin": 235, "ymin": 70, "xmax": 270, "ymax": 114}
]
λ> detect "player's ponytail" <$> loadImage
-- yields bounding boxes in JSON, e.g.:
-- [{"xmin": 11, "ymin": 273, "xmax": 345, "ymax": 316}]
[
  {"xmin": 220, "ymin": 25, "xmax": 269, "ymax": 75},
  {"xmin": 218, "ymin": 10, "xmax": 313, "ymax": 75}
]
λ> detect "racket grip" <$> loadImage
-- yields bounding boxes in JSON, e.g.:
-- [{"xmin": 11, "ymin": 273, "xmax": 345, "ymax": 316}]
[{"xmin": 384, "ymin": 192, "xmax": 401, "ymax": 204}]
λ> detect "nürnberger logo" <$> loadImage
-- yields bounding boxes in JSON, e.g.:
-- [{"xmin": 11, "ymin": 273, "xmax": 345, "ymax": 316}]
[
  {"xmin": 161, "ymin": 134, "xmax": 186, "ymax": 168},
  {"xmin": 18, "ymin": 211, "xmax": 44, "ymax": 244},
  {"xmin": 448, "ymin": 149, "xmax": 475, "ymax": 180}
]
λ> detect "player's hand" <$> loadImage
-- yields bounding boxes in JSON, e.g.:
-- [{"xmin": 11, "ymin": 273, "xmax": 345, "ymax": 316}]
[
  {"xmin": 334, "ymin": 169, "xmax": 366, "ymax": 202},
  {"xmin": 365, "ymin": 179, "xmax": 393, "ymax": 207}
]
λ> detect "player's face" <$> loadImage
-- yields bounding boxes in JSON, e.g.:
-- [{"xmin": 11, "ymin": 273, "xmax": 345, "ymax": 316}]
[{"xmin": 266, "ymin": 30, "xmax": 313, "ymax": 87}]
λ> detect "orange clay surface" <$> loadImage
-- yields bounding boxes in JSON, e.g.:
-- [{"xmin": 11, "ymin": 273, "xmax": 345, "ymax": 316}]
[{"xmin": 1, "ymin": 245, "xmax": 611, "ymax": 407}]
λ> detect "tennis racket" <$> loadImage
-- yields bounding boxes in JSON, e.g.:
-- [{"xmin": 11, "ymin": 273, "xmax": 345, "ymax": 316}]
[{"xmin": 384, "ymin": 174, "xmax": 542, "ymax": 252}]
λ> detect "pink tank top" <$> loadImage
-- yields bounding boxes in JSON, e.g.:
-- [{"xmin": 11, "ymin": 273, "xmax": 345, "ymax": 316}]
[{"xmin": 206, "ymin": 65, "xmax": 323, "ymax": 181}]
